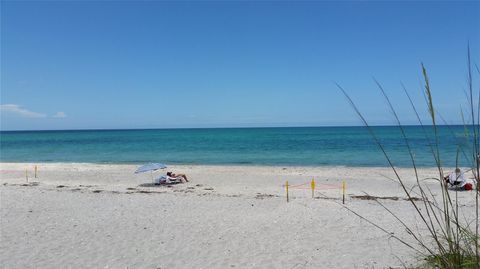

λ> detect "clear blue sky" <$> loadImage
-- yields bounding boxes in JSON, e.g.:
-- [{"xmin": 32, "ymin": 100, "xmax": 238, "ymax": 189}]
[{"xmin": 1, "ymin": 1, "xmax": 479, "ymax": 130}]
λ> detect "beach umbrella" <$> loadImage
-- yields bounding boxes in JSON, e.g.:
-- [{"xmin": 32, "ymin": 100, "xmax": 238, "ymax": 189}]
[
  {"xmin": 134, "ymin": 163, "xmax": 167, "ymax": 183},
  {"xmin": 134, "ymin": 163, "xmax": 167, "ymax": 174}
]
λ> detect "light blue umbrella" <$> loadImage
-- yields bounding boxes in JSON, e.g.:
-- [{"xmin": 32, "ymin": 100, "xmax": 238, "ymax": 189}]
[
  {"xmin": 134, "ymin": 163, "xmax": 167, "ymax": 183},
  {"xmin": 134, "ymin": 163, "xmax": 167, "ymax": 174}
]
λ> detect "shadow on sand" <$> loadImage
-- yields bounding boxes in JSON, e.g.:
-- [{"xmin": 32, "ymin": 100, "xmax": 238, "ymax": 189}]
[{"xmin": 138, "ymin": 182, "xmax": 181, "ymax": 188}]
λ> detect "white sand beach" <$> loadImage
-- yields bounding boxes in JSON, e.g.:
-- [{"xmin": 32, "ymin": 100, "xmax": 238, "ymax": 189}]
[{"xmin": 1, "ymin": 163, "xmax": 477, "ymax": 268}]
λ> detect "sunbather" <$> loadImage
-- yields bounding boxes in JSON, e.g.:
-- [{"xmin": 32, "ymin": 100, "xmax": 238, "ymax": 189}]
[
  {"xmin": 167, "ymin": 172, "xmax": 189, "ymax": 182},
  {"xmin": 154, "ymin": 175, "xmax": 182, "ymax": 185},
  {"xmin": 444, "ymin": 168, "xmax": 476, "ymax": 191}
]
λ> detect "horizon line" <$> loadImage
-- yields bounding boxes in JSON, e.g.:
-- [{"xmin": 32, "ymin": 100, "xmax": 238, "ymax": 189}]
[{"xmin": 0, "ymin": 124, "xmax": 470, "ymax": 132}]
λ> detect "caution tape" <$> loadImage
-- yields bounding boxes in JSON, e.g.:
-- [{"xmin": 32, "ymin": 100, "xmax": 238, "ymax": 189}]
[
  {"xmin": 284, "ymin": 179, "xmax": 347, "ymax": 204},
  {"xmin": 284, "ymin": 182, "xmax": 342, "ymax": 190}
]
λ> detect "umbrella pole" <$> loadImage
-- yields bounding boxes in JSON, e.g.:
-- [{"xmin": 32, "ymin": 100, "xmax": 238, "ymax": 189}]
[{"xmin": 151, "ymin": 171, "xmax": 153, "ymax": 183}]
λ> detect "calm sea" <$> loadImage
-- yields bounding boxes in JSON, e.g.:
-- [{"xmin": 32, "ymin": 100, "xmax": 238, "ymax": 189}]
[{"xmin": 0, "ymin": 126, "xmax": 475, "ymax": 167}]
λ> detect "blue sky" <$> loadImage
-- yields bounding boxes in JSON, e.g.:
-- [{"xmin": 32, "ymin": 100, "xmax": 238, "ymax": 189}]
[{"xmin": 1, "ymin": 1, "xmax": 479, "ymax": 130}]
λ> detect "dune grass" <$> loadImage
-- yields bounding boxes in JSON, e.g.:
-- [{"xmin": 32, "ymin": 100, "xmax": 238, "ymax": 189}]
[{"xmin": 337, "ymin": 48, "xmax": 479, "ymax": 268}]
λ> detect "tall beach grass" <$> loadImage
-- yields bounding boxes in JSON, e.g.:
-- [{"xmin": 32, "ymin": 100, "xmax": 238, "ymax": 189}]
[{"xmin": 337, "ymin": 48, "xmax": 479, "ymax": 268}]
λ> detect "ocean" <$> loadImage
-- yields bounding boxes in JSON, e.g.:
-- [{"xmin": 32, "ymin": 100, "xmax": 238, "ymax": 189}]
[{"xmin": 0, "ymin": 126, "xmax": 476, "ymax": 167}]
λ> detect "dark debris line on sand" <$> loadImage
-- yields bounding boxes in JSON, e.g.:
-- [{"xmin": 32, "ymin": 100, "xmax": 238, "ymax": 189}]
[
  {"xmin": 3, "ymin": 182, "xmax": 426, "ymax": 203},
  {"xmin": 350, "ymin": 195, "xmax": 423, "ymax": 202}
]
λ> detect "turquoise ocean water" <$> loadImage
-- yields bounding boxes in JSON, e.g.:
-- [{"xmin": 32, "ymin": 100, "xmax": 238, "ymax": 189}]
[{"xmin": 0, "ymin": 126, "xmax": 475, "ymax": 167}]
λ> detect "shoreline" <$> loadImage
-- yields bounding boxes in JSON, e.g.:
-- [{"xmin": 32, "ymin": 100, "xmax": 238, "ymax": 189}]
[{"xmin": 0, "ymin": 161, "xmax": 458, "ymax": 169}]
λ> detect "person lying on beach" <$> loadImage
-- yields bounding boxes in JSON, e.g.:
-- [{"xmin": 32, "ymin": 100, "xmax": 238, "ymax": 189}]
[
  {"xmin": 444, "ymin": 168, "xmax": 476, "ymax": 191},
  {"xmin": 167, "ymin": 172, "xmax": 189, "ymax": 182}
]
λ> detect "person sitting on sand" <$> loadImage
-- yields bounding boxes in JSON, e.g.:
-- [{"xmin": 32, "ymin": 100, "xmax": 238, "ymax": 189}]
[
  {"xmin": 444, "ymin": 168, "xmax": 476, "ymax": 191},
  {"xmin": 167, "ymin": 171, "xmax": 189, "ymax": 183}
]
